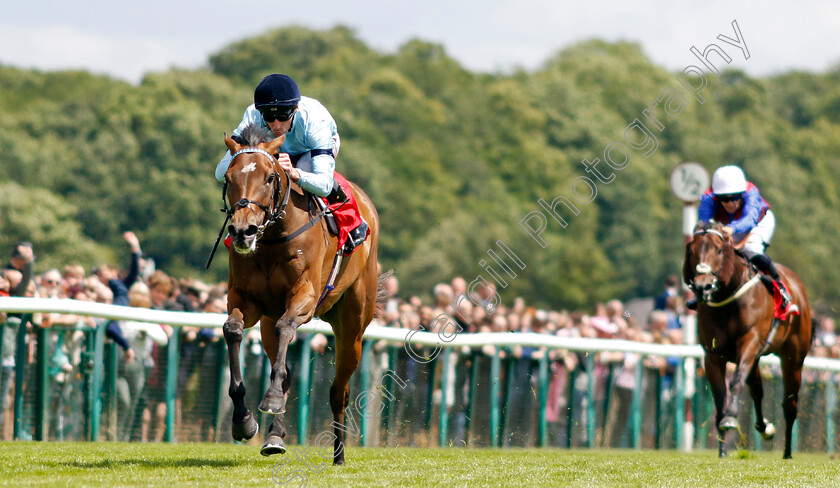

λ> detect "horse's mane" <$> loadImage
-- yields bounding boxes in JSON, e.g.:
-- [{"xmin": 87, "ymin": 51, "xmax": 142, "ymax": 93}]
[{"xmin": 240, "ymin": 123, "xmax": 273, "ymax": 147}]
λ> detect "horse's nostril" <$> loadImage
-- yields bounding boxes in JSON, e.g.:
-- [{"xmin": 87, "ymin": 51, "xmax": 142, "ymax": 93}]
[
  {"xmin": 227, "ymin": 225, "xmax": 236, "ymax": 236},
  {"xmin": 703, "ymin": 283, "xmax": 713, "ymax": 291},
  {"xmin": 245, "ymin": 225, "xmax": 259, "ymax": 236}
]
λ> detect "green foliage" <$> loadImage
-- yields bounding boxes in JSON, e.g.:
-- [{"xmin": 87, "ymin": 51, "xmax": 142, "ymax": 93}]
[
  {"xmin": 1, "ymin": 27, "xmax": 839, "ymax": 312},
  {"xmin": 0, "ymin": 182, "xmax": 113, "ymax": 271}
]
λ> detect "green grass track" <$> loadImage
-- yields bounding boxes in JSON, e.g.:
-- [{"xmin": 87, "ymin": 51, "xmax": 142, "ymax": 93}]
[{"xmin": 1, "ymin": 442, "xmax": 839, "ymax": 487}]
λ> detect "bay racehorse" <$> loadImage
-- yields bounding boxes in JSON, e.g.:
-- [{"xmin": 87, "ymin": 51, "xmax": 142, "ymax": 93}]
[
  {"xmin": 218, "ymin": 124, "xmax": 383, "ymax": 464},
  {"xmin": 683, "ymin": 222, "xmax": 812, "ymax": 458}
]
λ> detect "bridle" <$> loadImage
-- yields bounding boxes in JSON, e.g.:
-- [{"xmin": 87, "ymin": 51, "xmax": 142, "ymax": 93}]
[
  {"xmin": 205, "ymin": 147, "xmax": 329, "ymax": 268},
  {"xmin": 689, "ymin": 228, "xmax": 727, "ymax": 300},
  {"xmin": 225, "ymin": 147, "xmax": 292, "ymax": 239},
  {"xmin": 205, "ymin": 147, "xmax": 289, "ymax": 268},
  {"xmin": 690, "ymin": 227, "xmax": 765, "ymax": 307}
]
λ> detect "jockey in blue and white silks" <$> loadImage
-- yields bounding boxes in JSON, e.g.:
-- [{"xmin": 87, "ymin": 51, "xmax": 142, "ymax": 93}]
[
  {"xmin": 690, "ymin": 165, "xmax": 794, "ymax": 312},
  {"xmin": 698, "ymin": 179, "xmax": 771, "ymax": 254},
  {"xmin": 216, "ymin": 74, "xmax": 339, "ymax": 198}
]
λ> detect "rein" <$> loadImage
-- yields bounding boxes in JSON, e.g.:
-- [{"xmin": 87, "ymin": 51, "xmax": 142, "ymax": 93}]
[
  {"xmin": 206, "ymin": 147, "xmax": 293, "ymax": 268},
  {"xmin": 258, "ymin": 198, "xmax": 330, "ymax": 245},
  {"xmin": 705, "ymin": 274, "xmax": 762, "ymax": 307}
]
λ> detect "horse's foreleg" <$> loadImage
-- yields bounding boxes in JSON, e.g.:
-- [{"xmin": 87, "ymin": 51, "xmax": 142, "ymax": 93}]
[
  {"xmin": 721, "ymin": 339, "xmax": 762, "ymax": 432},
  {"xmin": 260, "ymin": 287, "xmax": 316, "ymax": 456},
  {"xmin": 259, "ymin": 315, "xmax": 296, "ymax": 457},
  {"xmin": 259, "ymin": 316, "xmax": 297, "ymax": 416},
  {"xmin": 780, "ymin": 360, "xmax": 802, "ymax": 459},
  {"xmin": 746, "ymin": 363, "xmax": 775, "ymax": 441},
  {"xmin": 223, "ymin": 308, "xmax": 259, "ymax": 442},
  {"xmin": 704, "ymin": 355, "xmax": 729, "ymax": 457}
]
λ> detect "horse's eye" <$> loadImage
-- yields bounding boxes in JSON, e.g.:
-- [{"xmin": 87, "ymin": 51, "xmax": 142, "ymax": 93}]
[{"xmin": 267, "ymin": 174, "xmax": 275, "ymax": 184}]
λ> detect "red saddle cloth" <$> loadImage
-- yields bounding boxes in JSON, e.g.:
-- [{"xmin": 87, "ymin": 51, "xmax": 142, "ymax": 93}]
[
  {"xmin": 328, "ymin": 171, "xmax": 368, "ymax": 254},
  {"xmin": 772, "ymin": 280, "xmax": 800, "ymax": 321}
]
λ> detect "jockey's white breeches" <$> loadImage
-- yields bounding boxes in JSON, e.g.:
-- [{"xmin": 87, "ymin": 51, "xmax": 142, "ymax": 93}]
[{"xmin": 738, "ymin": 209, "xmax": 775, "ymax": 254}]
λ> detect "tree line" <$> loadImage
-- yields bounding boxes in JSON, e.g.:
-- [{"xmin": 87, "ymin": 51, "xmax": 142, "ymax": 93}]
[{"xmin": 1, "ymin": 26, "xmax": 838, "ymax": 312}]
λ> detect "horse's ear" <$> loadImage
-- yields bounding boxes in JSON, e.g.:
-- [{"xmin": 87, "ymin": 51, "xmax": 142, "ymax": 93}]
[
  {"xmin": 224, "ymin": 133, "xmax": 240, "ymax": 153},
  {"xmin": 263, "ymin": 134, "xmax": 287, "ymax": 156},
  {"xmin": 682, "ymin": 240, "xmax": 695, "ymax": 286}
]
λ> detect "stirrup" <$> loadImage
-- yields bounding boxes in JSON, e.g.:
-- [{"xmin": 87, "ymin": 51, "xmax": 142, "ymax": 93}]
[
  {"xmin": 777, "ymin": 281, "xmax": 794, "ymax": 308},
  {"xmin": 778, "ymin": 283, "xmax": 792, "ymax": 306},
  {"xmin": 775, "ymin": 281, "xmax": 799, "ymax": 319},
  {"xmin": 342, "ymin": 219, "xmax": 368, "ymax": 255}
]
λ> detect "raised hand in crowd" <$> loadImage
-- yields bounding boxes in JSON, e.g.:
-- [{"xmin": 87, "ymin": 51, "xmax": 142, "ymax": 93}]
[
  {"xmin": 13, "ymin": 244, "xmax": 34, "ymax": 265},
  {"xmin": 123, "ymin": 231, "xmax": 141, "ymax": 254}
]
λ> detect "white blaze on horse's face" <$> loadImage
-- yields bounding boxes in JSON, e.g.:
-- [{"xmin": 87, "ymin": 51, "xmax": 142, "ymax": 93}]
[{"xmin": 241, "ymin": 162, "xmax": 257, "ymax": 173}]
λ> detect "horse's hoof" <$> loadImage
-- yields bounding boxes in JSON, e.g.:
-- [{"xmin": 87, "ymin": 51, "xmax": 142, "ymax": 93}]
[
  {"xmin": 232, "ymin": 413, "xmax": 259, "ymax": 442},
  {"xmin": 259, "ymin": 395, "xmax": 286, "ymax": 415},
  {"xmin": 756, "ymin": 420, "xmax": 775, "ymax": 440},
  {"xmin": 261, "ymin": 436, "xmax": 287, "ymax": 456},
  {"xmin": 719, "ymin": 416, "xmax": 739, "ymax": 431}
]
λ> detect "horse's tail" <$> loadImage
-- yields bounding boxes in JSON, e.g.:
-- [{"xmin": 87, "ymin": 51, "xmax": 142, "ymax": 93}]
[
  {"xmin": 810, "ymin": 317, "xmax": 819, "ymax": 351},
  {"xmin": 374, "ymin": 269, "xmax": 394, "ymax": 319}
]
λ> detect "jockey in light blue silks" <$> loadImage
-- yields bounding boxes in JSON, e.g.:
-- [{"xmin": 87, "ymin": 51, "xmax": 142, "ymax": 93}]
[
  {"xmin": 216, "ymin": 73, "xmax": 339, "ymax": 198},
  {"xmin": 689, "ymin": 165, "xmax": 795, "ymax": 314}
]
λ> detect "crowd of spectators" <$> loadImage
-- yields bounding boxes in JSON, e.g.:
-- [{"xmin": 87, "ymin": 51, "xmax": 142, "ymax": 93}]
[
  {"xmin": 373, "ymin": 273, "xmax": 695, "ymax": 448},
  {"xmin": 0, "ymin": 239, "xmax": 838, "ymax": 450},
  {"xmin": 0, "ymin": 234, "xmax": 233, "ymax": 442}
]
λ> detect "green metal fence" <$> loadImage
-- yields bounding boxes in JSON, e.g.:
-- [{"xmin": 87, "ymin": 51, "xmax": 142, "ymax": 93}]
[{"xmin": 1, "ymin": 298, "xmax": 839, "ymax": 454}]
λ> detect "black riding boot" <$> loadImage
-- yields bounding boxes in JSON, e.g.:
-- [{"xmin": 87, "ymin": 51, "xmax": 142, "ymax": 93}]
[{"xmin": 745, "ymin": 252, "xmax": 792, "ymax": 309}]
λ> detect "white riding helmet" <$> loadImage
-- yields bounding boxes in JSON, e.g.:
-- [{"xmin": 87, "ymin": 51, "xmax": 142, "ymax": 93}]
[{"xmin": 711, "ymin": 165, "xmax": 747, "ymax": 195}]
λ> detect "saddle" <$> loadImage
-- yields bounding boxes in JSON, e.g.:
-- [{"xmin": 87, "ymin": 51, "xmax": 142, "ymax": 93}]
[
  {"xmin": 312, "ymin": 173, "xmax": 369, "ymax": 256},
  {"xmin": 734, "ymin": 249, "xmax": 799, "ymax": 321},
  {"xmin": 314, "ymin": 183, "xmax": 340, "ymax": 237}
]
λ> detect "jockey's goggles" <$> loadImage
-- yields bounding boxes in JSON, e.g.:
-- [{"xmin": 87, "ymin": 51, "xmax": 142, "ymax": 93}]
[
  {"xmin": 716, "ymin": 193, "xmax": 743, "ymax": 203},
  {"xmin": 259, "ymin": 105, "xmax": 296, "ymax": 123}
]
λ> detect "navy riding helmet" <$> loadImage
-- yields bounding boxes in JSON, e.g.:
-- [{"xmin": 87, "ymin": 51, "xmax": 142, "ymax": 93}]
[{"xmin": 254, "ymin": 74, "xmax": 301, "ymax": 109}]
